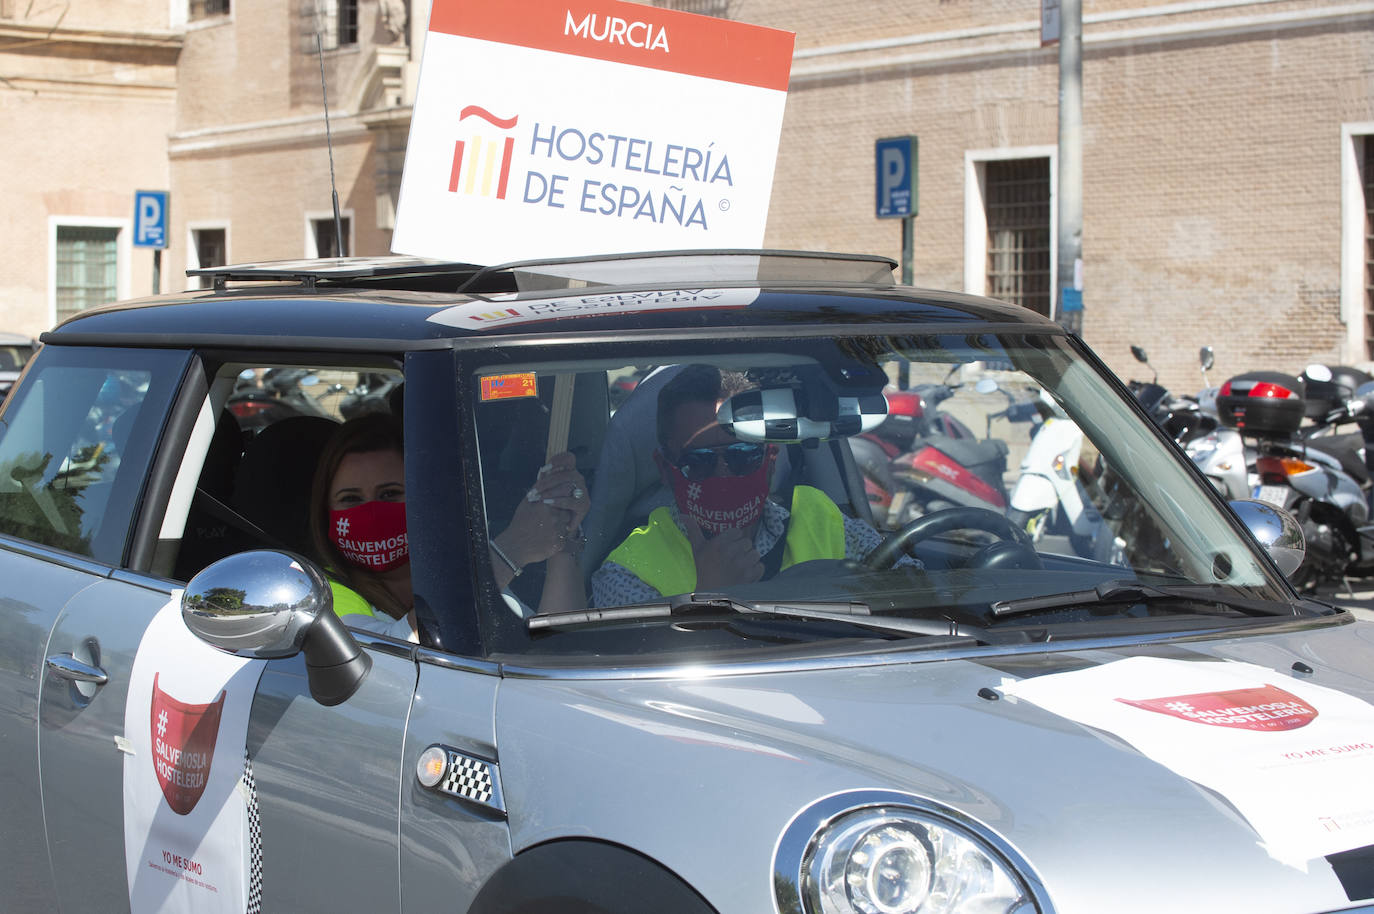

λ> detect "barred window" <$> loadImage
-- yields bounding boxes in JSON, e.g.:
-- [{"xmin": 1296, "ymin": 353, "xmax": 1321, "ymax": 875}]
[
  {"xmin": 985, "ymin": 158, "xmax": 1051, "ymax": 316},
  {"xmin": 189, "ymin": 0, "xmax": 229, "ymax": 22},
  {"xmin": 55, "ymin": 226, "xmax": 119, "ymax": 324}
]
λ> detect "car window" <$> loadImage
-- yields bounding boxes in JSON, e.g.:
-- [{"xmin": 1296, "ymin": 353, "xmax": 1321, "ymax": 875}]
[
  {"xmin": 468, "ymin": 334, "xmax": 1290, "ymax": 659},
  {"xmin": 0, "ymin": 346, "xmax": 188, "ymax": 563},
  {"xmin": 0, "ymin": 344, "xmax": 32, "ymax": 372},
  {"xmin": 162, "ymin": 361, "xmax": 404, "ymax": 583}
]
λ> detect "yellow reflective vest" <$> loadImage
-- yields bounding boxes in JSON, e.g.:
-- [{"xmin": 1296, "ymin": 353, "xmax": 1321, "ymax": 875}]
[
  {"xmin": 328, "ymin": 579, "xmax": 375, "ymax": 619},
  {"xmin": 605, "ymin": 485, "xmax": 846, "ymax": 597}
]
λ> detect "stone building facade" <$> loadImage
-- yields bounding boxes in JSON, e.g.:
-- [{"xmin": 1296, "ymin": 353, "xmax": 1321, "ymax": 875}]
[{"xmin": 1, "ymin": 0, "xmax": 1371, "ymax": 391}]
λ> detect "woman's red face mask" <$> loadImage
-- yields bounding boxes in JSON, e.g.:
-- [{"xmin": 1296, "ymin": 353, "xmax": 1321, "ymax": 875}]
[{"xmin": 329, "ymin": 500, "xmax": 409, "ymax": 571}]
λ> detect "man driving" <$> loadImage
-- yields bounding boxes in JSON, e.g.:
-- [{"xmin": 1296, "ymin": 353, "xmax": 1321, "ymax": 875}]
[{"xmin": 591, "ymin": 364, "xmax": 909, "ymax": 607}]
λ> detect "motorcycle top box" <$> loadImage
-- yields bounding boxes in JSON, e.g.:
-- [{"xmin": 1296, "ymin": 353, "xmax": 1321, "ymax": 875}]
[{"xmin": 1217, "ymin": 371, "xmax": 1307, "ymax": 437}]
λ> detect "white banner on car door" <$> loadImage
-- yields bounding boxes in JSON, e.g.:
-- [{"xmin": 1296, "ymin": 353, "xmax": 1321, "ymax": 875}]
[
  {"xmin": 999, "ymin": 656, "xmax": 1374, "ymax": 868},
  {"xmin": 123, "ymin": 599, "xmax": 266, "ymax": 913}
]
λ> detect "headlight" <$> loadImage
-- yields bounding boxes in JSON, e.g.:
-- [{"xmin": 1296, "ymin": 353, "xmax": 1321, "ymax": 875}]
[{"xmin": 775, "ymin": 794, "xmax": 1046, "ymax": 914}]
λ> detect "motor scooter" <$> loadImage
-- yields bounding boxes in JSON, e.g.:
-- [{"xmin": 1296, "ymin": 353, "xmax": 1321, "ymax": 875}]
[
  {"xmin": 1005, "ymin": 389, "xmax": 1103, "ymax": 555},
  {"xmin": 852, "ymin": 371, "xmax": 1032, "ymax": 530},
  {"xmin": 1209, "ymin": 368, "xmax": 1374, "ymax": 592}
]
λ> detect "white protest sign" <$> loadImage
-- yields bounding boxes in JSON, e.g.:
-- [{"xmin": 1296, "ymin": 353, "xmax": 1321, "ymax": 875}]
[
  {"xmin": 391, "ymin": 0, "xmax": 795, "ymax": 264},
  {"xmin": 124, "ymin": 601, "xmax": 265, "ymax": 913},
  {"xmin": 999, "ymin": 656, "xmax": 1374, "ymax": 868}
]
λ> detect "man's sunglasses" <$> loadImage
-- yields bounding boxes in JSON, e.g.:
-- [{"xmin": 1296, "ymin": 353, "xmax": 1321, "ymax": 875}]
[{"xmin": 670, "ymin": 442, "xmax": 767, "ymax": 481}]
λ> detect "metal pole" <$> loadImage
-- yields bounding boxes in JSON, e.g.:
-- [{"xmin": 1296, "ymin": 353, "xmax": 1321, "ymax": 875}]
[
  {"xmin": 901, "ymin": 216, "xmax": 914, "ymax": 286},
  {"xmin": 152, "ymin": 249, "xmax": 161, "ymax": 296},
  {"xmin": 1056, "ymin": 0, "xmax": 1083, "ymax": 334}
]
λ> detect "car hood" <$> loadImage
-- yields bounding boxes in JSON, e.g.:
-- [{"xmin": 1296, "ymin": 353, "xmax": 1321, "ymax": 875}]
[{"xmin": 496, "ymin": 616, "xmax": 1374, "ymax": 914}]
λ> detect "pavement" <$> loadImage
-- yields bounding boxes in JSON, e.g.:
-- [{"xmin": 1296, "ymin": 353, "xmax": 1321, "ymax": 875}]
[{"xmin": 1318, "ymin": 583, "xmax": 1374, "ymax": 621}]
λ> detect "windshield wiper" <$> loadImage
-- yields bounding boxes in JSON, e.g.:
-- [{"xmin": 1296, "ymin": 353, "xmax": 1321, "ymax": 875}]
[
  {"xmin": 529, "ymin": 592, "xmax": 982, "ymax": 640},
  {"xmin": 989, "ymin": 579, "xmax": 1295, "ymax": 619}
]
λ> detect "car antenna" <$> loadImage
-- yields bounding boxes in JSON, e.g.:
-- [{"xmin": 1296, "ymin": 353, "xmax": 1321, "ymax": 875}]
[{"xmin": 314, "ymin": 22, "xmax": 345, "ymax": 259}]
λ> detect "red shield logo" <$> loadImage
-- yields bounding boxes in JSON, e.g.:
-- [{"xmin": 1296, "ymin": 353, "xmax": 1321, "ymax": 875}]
[
  {"xmin": 149, "ymin": 672, "xmax": 225, "ymax": 815},
  {"xmin": 1117, "ymin": 683, "xmax": 1317, "ymax": 732}
]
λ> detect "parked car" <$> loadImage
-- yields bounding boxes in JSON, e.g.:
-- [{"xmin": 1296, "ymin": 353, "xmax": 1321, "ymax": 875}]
[
  {"xmin": 2, "ymin": 250, "xmax": 1371, "ymax": 914},
  {"xmin": 0, "ymin": 330, "xmax": 35, "ymax": 398}
]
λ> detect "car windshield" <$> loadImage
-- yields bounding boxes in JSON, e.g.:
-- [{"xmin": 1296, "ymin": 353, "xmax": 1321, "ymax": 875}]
[{"xmin": 470, "ymin": 331, "xmax": 1299, "ymax": 660}]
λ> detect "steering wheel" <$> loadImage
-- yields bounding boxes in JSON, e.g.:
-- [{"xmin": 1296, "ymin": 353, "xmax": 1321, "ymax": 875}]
[{"xmin": 865, "ymin": 506, "xmax": 1040, "ymax": 570}]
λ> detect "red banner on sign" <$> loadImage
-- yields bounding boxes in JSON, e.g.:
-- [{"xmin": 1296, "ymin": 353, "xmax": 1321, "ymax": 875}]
[{"xmin": 428, "ymin": 0, "xmax": 794, "ymax": 90}]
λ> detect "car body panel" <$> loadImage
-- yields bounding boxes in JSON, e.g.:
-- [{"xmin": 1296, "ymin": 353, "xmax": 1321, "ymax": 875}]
[
  {"xmin": 492, "ymin": 621, "xmax": 1370, "ymax": 913},
  {"xmin": 246, "ymin": 645, "xmax": 416, "ymax": 912},
  {"xmin": 40, "ymin": 575, "xmax": 173, "ymax": 910},
  {"xmin": 0, "ymin": 541, "xmax": 105, "ymax": 911}
]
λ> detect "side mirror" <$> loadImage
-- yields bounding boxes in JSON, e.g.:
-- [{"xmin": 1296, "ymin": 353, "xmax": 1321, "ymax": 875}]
[
  {"xmin": 1131, "ymin": 345, "xmax": 1148, "ymax": 364},
  {"xmin": 182, "ymin": 550, "xmax": 371, "ymax": 707},
  {"xmin": 1199, "ymin": 346, "xmax": 1215, "ymax": 371},
  {"xmin": 1228, "ymin": 499, "xmax": 1305, "ymax": 578},
  {"xmin": 1304, "ymin": 363, "xmax": 1333, "ymax": 383}
]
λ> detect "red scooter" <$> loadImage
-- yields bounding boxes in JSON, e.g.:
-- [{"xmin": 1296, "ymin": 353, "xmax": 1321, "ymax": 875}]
[{"xmin": 852, "ymin": 371, "xmax": 1032, "ymax": 530}]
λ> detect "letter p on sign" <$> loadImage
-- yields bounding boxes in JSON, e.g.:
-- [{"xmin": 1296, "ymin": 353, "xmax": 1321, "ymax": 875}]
[
  {"xmin": 134, "ymin": 190, "xmax": 169, "ymax": 249},
  {"xmin": 874, "ymin": 137, "xmax": 917, "ymax": 219}
]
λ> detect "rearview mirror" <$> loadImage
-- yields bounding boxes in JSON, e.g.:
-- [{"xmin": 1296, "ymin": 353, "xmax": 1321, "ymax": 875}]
[{"xmin": 716, "ymin": 386, "xmax": 888, "ymax": 443}]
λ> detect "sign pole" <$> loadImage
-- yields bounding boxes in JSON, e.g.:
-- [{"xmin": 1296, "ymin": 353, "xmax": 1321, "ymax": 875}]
[
  {"xmin": 134, "ymin": 190, "xmax": 170, "ymax": 295},
  {"xmin": 901, "ymin": 215, "xmax": 914, "ymax": 286}
]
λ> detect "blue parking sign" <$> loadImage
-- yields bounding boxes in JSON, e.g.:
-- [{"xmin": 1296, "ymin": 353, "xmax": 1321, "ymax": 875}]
[
  {"xmin": 134, "ymin": 190, "xmax": 169, "ymax": 249},
  {"xmin": 875, "ymin": 136, "xmax": 918, "ymax": 219}
]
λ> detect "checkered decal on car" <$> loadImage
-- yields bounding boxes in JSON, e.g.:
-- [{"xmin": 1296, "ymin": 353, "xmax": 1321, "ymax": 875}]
[
  {"xmin": 718, "ymin": 388, "xmax": 888, "ymax": 442},
  {"xmin": 245, "ymin": 750, "xmax": 263, "ymax": 914},
  {"xmin": 432, "ymin": 748, "xmax": 505, "ymax": 814}
]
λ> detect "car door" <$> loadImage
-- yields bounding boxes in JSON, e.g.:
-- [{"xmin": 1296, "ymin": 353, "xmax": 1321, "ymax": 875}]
[
  {"xmin": 129, "ymin": 352, "xmax": 417, "ymax": 912},
  {"xmin": 0, "ymin": 344, "xmax": 191, "ymax": 910}
]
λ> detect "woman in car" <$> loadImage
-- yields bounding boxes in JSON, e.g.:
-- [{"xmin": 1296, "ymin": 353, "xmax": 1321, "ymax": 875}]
[{"xmin": 309, "ymin": 412, "xmax": 589, "ymax": 639}]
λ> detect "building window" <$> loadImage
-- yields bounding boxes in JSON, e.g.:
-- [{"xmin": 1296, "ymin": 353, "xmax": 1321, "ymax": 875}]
[
  {"xmin": 310, "ymin": 215, "xmax": 351, "ymax": 258},
  {"xmin": 984, "ymin": 158, "xmax": 1052, "ymax": 316},
  {"xmin": 189, "ymin": 0, "xmax": 229, "ymax": 22},
  {"xmin": 191, "ymin": 227, "xmax": 227, "ymax": 290},
  {"xmin": 309, "ymin": 0, "xmax": 358, "ymax": 50},
  {"xmin": 55, "ymin": 226, "xmax": 119, "ymax": 324}
]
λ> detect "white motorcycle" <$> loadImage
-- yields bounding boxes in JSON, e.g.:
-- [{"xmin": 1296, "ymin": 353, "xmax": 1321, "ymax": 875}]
[{"xmin": 1006, "ymin": 389, "xmax": 1109, "ymax": 558}]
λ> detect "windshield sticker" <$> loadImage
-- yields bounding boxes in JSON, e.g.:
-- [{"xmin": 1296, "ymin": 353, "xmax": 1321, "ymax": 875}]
[
  {"xmin": 430, "ymin": 287, "xmax": 758, "ymax": 331},
  {"xmin": 481, "ymin": 372, "xmax": 539, "ymax": 401},
  {"xmin": 123, "ymin": 601, "xmax": 265, "ymax": 913},
  {"xmin": 998, "ymin": 656, "xmax": 1374, "ymax": 868}
]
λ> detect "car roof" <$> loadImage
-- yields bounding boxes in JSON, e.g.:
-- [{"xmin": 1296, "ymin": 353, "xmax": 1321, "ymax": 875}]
[{"xmin": 43, "ymin": 249, "xmax": 1062, "ymax": 351}]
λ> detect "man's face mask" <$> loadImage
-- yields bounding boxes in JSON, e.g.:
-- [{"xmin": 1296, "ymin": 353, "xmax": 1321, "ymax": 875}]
[
  {"xmin": 658, "ymin": 441, "xmax": 771, "ymax": 534},
  {"xmin": 329, "ymin": 499, "xmax": 409, "ymax": 571}
]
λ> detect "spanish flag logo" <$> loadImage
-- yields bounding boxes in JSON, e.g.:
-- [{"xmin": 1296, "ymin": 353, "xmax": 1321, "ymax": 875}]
[{"xmin": 449, "ymin": 104, "xmax": 518, "ymax": 199}]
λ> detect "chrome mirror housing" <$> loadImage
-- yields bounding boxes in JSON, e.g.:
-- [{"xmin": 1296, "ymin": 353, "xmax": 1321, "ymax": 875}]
[
  {"xmin": 182, "ymin": 550, "xmax": 371, "ymax": 706},
  {"xmin": 1228, "ymin": 499, "xmax": 1305, "ymax": 578}
]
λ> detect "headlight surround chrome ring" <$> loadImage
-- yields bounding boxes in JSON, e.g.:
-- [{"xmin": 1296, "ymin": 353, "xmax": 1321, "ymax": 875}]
[{"xmin": 773, "ymin": 791, "xmax": 1052, "ymax": 914}]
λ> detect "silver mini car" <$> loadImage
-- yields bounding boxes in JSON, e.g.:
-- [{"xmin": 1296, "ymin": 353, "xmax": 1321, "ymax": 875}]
[{"xmin": 2, "ymin": 251, "xmax": 1371, "ymax": 914}]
